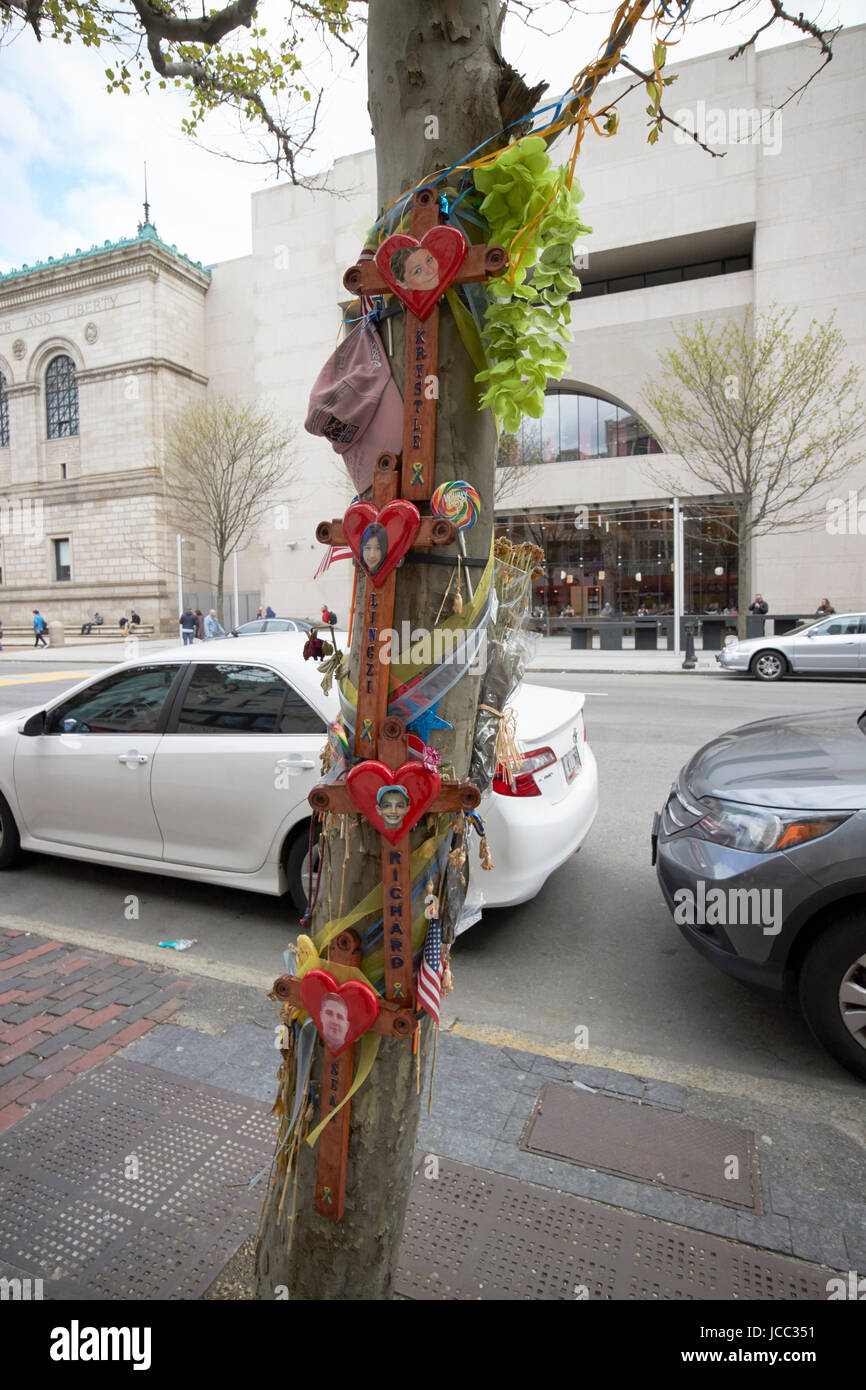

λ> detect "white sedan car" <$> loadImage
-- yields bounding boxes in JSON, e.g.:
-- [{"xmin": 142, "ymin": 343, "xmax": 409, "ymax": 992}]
[{"xmin": 0, "ymin": 635, "xmax": 597, "ymax": 923}]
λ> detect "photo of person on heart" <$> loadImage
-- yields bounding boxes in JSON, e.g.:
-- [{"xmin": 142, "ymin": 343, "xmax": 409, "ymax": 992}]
[
  {"xmin": 376, "ymin": 784, "xmax": 411, "ymax": 832},
  {"xmin": 319, "ymin": 993, "xmax": 350, "ymax": 1052},
  {"xmin": 360, "ymin": 521, "xmax": 388, "ymax": 576},
  {"xmin": 389, "ymin": 244, "xmax": 440, "ymax": 293}
]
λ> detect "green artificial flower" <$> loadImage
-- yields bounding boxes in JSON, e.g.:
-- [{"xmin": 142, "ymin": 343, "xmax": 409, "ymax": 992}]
[{"xmin": 472, "ymin": 137, "xmax": 591, "ymax": 428}]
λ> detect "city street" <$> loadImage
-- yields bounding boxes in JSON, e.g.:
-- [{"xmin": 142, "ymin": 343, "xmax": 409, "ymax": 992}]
[{"xmin": 1, "ymin": 659, "xmax": 864, "ymax": 1096}]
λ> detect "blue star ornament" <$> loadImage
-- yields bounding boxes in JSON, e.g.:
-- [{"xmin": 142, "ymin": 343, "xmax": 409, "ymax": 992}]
[{"xmin": 406, "ymin": 700, "xmax": 452, "ymax": 742}]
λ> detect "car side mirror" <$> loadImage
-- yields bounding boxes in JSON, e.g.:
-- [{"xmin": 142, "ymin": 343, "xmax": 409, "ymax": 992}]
[{"xmin": 19, "ymin": 711, "xmax": 47, "ymax": 736}]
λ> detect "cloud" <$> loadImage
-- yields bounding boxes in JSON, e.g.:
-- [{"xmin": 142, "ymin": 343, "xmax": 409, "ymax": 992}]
[{"xmin": 0, "ymin": 0, "xmax": 861, "ymax": 276}]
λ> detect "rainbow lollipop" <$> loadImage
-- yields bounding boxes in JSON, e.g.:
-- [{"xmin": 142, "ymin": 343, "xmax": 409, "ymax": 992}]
[{"xmin": 431, "ymin": 480, "xmax": 481, "ymax": 598}]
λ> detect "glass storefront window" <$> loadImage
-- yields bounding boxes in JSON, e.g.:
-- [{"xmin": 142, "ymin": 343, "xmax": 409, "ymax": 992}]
[
  {"xmin": 577, "ymin": 394, "xmax": 598, "ymax": 458},
  {"xmin": 497, "ymin": 389, "xmax": 661, "ymax": 466},
  {"xmin": 495, "ymin": 502, "xmax": 739, "ymax": 620}
]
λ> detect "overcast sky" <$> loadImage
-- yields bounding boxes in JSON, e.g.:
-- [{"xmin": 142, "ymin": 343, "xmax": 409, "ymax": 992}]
[{"xmin": 0, "ymin": 0, "xmax": 859, "ymax": 274}]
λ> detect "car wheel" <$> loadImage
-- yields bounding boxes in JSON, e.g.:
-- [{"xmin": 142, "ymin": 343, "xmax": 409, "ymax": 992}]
[
  {"xmin": 750, "ymin": 649, "xmax": 787, "ymax": 682},
  {"xmin": 285, "ymin": 828, "xmax": 320, "ymax": 918},
  {"xmin": 0, "ymin": 792, "xmax": 21, "ymax": 869},
  {"xmin": 799, "ymin": 912, "xmax": 866, "ymax": 1082}
]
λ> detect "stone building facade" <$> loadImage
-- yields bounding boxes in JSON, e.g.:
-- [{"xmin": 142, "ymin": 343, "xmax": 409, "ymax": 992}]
[{"xmin": 0, "ymin": 225, "xmax": 210, "ymax": 633}]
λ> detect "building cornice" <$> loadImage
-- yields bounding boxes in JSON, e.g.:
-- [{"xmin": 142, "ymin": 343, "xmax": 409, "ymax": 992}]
[
  {"xmin": 76, "ymin": 358, "xmax": 208, "ymax": 387},
  {"xmin": 0, "ymin": 224, "xmax": 211, "ymax": 294},
  {"xmin": 0, "ymin": 470, "xmax": 167, "ymax": 506},
  {"xmin": 0, "ymin": 243, "xmax": 210, "ymax": 316}
]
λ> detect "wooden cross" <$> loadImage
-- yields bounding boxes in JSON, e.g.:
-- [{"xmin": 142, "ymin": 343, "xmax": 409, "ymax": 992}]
[
  {"xmin": 316, "ymin": 453, "xmax": 455, "ymax": 758},
  {"xmin": 342, "ymin": 186, "xmax": 508, "ymax": 501},
  {"xmin": 308, "ymin": 717, "xmax": 479, "ymax": 1009}
]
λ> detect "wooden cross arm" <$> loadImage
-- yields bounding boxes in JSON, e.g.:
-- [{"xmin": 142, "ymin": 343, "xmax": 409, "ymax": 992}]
[
  {"xmin": 272, "ymin": 974, "xmax": 418, "ymax": 1040},
  {"xmin": 343, "ymin": 243, "xmax": 508, "ymax": 297},
  {"xmin": 309, "ymin": 781, "xmax": 481, "ymax": 816},
  {"xmin": 316, "ymin": 517, "xmax": 456, "ymax": 548}
]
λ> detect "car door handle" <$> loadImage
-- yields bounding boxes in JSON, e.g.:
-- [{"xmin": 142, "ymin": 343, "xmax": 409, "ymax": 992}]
[
  {"xmin": 275, "ymin": 757, "xmax": 316, "ymax": 772},
  {"xmin": 118, "ymin": 753, "xmax": 149, "ymax": 766}
]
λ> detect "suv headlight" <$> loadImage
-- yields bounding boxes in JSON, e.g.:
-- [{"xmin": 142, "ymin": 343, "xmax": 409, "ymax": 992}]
[{"xmin": 697, "ymin": 798, "xmax": 850, "ymax": 853}]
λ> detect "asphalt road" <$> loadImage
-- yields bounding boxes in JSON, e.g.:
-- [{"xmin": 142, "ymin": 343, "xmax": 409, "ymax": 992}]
[{"xmin": 0, "ymin": 660, "xmax": 864, "ymax": 1099}]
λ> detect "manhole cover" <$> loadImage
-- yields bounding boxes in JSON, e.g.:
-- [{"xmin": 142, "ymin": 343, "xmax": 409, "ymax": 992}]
[
  {"xmin": 396, "ymin": 1157, "xmax": 831, "ymax": 1301},
  {"xmin": 520, "ymin": 1083, "xmax": 761, "ymax": 1210},
  {"xmin": 0, "ymin": 1058, "xmax": 275, "ymax": 1300}
]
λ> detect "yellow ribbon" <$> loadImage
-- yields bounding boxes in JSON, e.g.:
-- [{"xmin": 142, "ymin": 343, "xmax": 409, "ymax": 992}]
[
  {"xmin": 312, "ymin": 824, "xmax": 450, "ymax": 963},
  {"xmin": 306, "ymin": 1032, "xmax": 381, "ymax": 1148}
]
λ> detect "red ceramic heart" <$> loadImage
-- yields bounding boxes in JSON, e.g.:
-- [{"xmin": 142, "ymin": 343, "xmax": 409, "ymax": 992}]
[
  {"xmin": 374, "ymin": 226, "xmax": 468, "ymax": 321},
  {"xmin": 343, "ymin": 499, "xmax": 420, "ymax": 588},
  {"xmin": 346, "ymin": 759, "xmax": 441, "ymax": 845},
  {"xmin": 299, "ymin": 968, "xmax": 379, "ymax": 1057}
]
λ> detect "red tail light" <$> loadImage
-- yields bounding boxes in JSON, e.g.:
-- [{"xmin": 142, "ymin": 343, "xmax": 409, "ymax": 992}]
[{"xmin": 493, "ymin": 746, "xmax": 556, "ymax": 797}]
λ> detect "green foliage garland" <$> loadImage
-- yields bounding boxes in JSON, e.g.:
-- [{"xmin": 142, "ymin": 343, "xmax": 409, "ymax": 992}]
[{"xmin": 473, "ymin": 137, "xmax": 592, "ymax": 435}]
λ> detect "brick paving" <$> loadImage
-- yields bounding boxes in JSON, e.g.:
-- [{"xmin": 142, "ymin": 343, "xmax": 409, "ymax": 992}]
[{"xmin": 0, "ymin": 928, "xmax": 193, "ymax": 1132}]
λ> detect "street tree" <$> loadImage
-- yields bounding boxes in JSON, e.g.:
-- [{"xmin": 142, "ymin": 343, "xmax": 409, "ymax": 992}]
[
  {"xmin": 163, "ymin": 396, "xmax": 295, "ymax": 624},
  {"xmin": 643, "ymin": 307, "xmax": 866, "ymax": 629},
  {"xmin": 4, "ymin": 0, "xmax": 845, "ymax": 1302}
]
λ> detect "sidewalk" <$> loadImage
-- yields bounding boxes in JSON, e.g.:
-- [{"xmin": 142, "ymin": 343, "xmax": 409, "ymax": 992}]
[
  {"xmin": 1, "ymin": 924, "xmax": 862, "ymax": 1300},
  {"xmin": 527, "ymin": 636, "xmax": 721, "ymax": 675},
  {"xmin": 0, "ymin": 633, "xmax": 723, "ymax": 676}
]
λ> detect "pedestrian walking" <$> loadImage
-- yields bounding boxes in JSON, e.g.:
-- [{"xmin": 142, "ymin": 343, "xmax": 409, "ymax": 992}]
[
  {"xmin": 194, "ymin": 609, "xmax": 205, "ymax": 640},
  {"xmin": 179, "ymin": 607, "xmax": 196, "ymax": 646},
  {"xmin": 748, "ymin": 594, "xmax": 768, "ymax": 615},
  {"xmin": 204, "ymin": 609, "xmax": 225, "ymax": 640},
  {"xmin": 816, "ymin": 597, "xmax": 836, "ymax": 615},
  {"xmin": 265, "ymin": 604, "xmax": 276, "ymax": 619},
  {"xmin": 33, "ymin": 609, "xmax": 48, "ymax": 648}
]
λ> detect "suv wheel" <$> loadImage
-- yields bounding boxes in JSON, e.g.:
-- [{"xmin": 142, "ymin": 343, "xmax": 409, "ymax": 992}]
[
  {"xmin": 799, "ymin": 912, "xmax": 866, "ymax": 1082},
  {"xmin": 751, "ymin": 649, "xmax": 787, "ymax": 682},
  {"xmin": 0, "ymin": 792, "xmax": 21, "ymax": 869},
  {"xmin": 285, "ymin": 828, "xmax": 320, "ymax": 918}
]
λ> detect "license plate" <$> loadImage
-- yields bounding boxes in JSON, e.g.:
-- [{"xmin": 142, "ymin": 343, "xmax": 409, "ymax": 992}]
[{"xmin": 564, "ymin": 747, "xmax": 581, "ymax": 781}]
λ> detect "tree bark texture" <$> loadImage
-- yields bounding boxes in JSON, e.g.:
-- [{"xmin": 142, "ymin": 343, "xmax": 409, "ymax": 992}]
[{"xmin": 255, "ymin": 0, "xmax": 527, "ymax": 1299}]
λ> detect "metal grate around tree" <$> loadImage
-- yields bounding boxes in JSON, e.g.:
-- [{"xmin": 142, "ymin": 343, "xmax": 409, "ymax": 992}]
[{"xmin": 46, "ymin": 354, "xmax": 79, "ymax": 439}]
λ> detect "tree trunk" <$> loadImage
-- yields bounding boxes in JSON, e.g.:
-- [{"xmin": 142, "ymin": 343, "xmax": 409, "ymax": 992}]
[
  {"xmin": 216, "ymin": 555, "xmax": 225, "ymax": 629},
  {"xmin": 255, "ymin": 0, "xmax": 519, "ymax": 1299},
  {"xmin": 737, "ymin": 515, "xmax": 751, "ymax": 638}
]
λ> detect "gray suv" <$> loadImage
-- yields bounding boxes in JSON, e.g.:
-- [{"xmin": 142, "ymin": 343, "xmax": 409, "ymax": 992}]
[{"xmin": 653, "ymin": 706, "xmax": 866, "ymax": 1080}]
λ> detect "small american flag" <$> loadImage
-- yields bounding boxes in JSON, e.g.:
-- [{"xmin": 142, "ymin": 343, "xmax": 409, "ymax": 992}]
[
  {"xmin": 314, "ymin": 544, "xmax": 352, "ymax": 580},
  {"xmin": 416, "ymin": 914, "xmax": 443, "ymax": 1024}
]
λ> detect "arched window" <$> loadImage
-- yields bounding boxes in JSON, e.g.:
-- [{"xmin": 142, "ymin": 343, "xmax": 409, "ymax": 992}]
[
  {"xmin": 46, "ymin": 355, "xmax": 79, "ymax": 439},
  {"xmin": 0, "ymin": 373, "xmax": 8, "ymax": 448},
  {"xmin": 498, "ymin": 388, "xmax": 662, "ymax": 467}
]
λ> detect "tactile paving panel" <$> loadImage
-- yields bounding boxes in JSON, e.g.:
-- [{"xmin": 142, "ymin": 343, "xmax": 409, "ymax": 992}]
[
  {"xmin": 0, "ymin": 1058, "xmax": 275, "ymax": 1300},
  {"xmin": 521, "ymin": 1083, "xmax": 762, "ymax": 1211},
  {"xmin": 395, "ymin": 1156, "xmax": 831, "ymax": 1301}
]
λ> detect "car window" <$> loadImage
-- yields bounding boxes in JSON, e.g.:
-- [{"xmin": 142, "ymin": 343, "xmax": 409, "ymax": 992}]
[
  {"xmin": 174, "ymin": 663, "xmax": 326, "ymax": 734},
  {"xmin": 813, "ymin": 617, "xmax": 861, "ymax": 636},
  {"xmin": 47, "ymin": 666, "xmax": 179, "ymax": 734},
  {"xmin": 237, "ymin": 620, "xmax": 267, "ymax": 634},
  {"xmin": 264, "ymin": 620, "xmax": 295, "ymax": 632}
]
